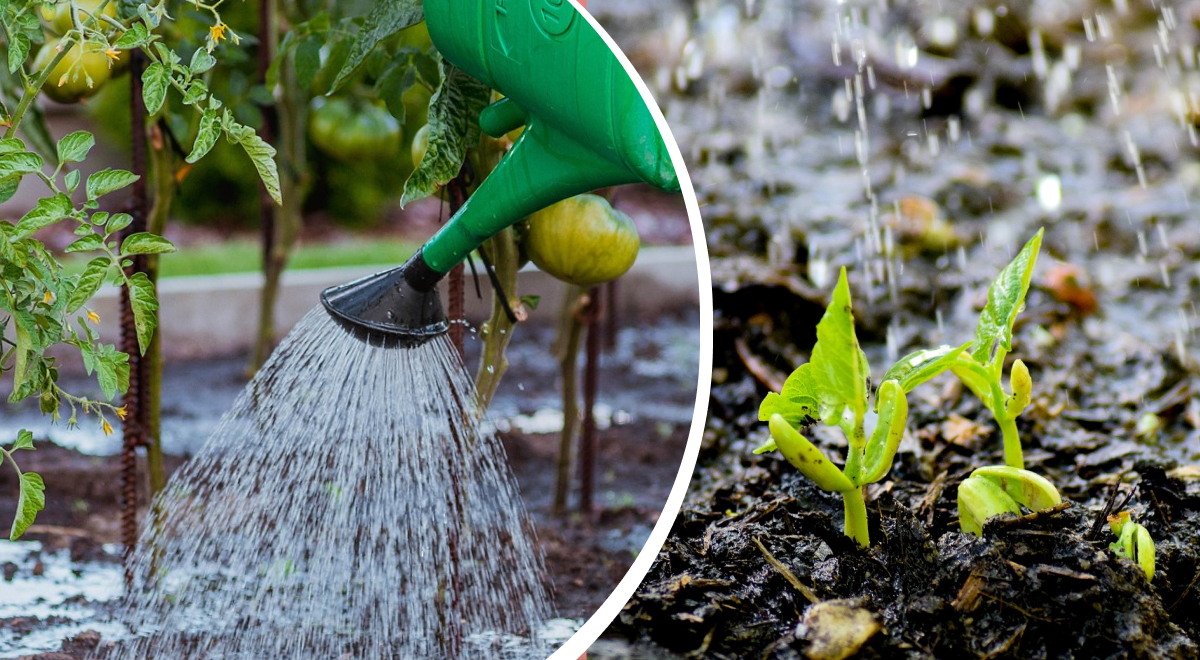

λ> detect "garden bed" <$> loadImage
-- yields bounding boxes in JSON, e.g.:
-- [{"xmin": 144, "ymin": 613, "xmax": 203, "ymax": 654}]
[
  {"xmin": 0, "ymin": 314, "xmax": 699, "ymax": 658},
  {"xmin": 599, "ymin": 0, "xmax": 1200, "ymax": 656}
]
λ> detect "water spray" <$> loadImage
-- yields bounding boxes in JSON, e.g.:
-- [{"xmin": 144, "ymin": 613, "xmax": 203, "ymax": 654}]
[{"xmin": 320, "ymin": 0, "xmax": 680, "ymax": 347}]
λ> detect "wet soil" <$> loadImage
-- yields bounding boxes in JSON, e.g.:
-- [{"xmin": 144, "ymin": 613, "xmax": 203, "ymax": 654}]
[
  {"xmin": 0, "ymin": 419, "xmax": 687, "ymax": 659},
  {"xmin": 0, "ymin": 312, "xmax": 699, "ymax": 658},
  {"xmin": 598, "ymin": 0, "xmax": 1200, "ymax": 657}
]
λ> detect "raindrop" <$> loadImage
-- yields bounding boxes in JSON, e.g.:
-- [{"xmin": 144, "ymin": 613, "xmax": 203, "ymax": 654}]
[{"xmin": 1036, "ymin": 174, "xmax": 1062, "ymax": 211}]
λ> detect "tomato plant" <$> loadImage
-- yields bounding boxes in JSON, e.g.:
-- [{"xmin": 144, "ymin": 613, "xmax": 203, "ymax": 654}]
[
  {"xmin": 1, "ymin": 0, "xmax": 280, "ymax": 540},
  {"xmin": 523, "ymin": 193, "xmax": 641, "ymax": 287}
]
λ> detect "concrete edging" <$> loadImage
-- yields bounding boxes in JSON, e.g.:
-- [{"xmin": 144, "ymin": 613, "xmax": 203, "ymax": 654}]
[{"xmin": 81, "ymin": 245, "xmax": 699, "ymax": 360}]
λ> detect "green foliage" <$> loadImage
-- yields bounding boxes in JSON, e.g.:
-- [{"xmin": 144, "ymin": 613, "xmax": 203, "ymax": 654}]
[
  {"xmin": 1108, "ymin": 511, "xmax": 1155, "ymax": 582},
  {"xmin": 332, "ymin": 0, "xmax": 422, "ymax": 90},
  {"xmin": 957, "ymin": 466, "xmax": 1061, "ymax": 536},
  {"xmin": 755, "ymin": 268, "xmax": 909, "ymax": 547},
  {"xmin": 878, "ymin": 230, "xmax": 1045, "ymax": 469},
  {"xmin": 401, "ymin": 60, "xmax": 491, "ymax": 206},
  {"xmin": 0, "ymin": 0, "xmax": 269, "ymax": 539}
]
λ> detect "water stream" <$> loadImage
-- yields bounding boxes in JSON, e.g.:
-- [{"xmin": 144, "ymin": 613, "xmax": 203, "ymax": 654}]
[{"xmin": 93, "ymin": 308, "xmax": 554, "ymax": 659}]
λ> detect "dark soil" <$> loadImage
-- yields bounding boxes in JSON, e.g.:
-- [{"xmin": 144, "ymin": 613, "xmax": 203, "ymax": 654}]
[
  {"xmin": 0, "ymin": 417, "xmax": 687, "ymax": 659},
  {"xmin": 598, "ymin": 0, "xmax": 1200, "ymax": 656}
]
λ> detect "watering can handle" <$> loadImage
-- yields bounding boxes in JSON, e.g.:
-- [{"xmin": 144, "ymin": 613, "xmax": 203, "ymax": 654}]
[{"xmin": 418, "ymin": 116, "xmax": 641, "ymax": 274}]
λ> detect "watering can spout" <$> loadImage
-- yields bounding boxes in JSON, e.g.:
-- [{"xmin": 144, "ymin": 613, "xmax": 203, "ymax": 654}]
[
  {"xmin": 320, "ymin": 252, "xmax": 446, "ymax": 348},
  {"xmin": 322, "ymin": 0, "xmax": 679, "ymax": 347}
]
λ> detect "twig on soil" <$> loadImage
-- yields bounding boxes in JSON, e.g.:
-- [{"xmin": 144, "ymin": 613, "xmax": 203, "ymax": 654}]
[
  {"xmin": 978, "ymin": 592, "xmax": 1057, "ymax": 623},
  {"xmin": 1168, "ymin": 564, "xmax": 1200, "ymax": 611},
  {"xmin": 990, "ymin": 502, "xmax": 1072, "ymax": 529},
  {"xmin": 734, "ymin": 337, "xmax": 787, "ymax": 392},
  {"xmin": 1087, "ymin": 482, "xmax": 1135, "ymax": 541},
  {"xmin": 916, "ymin": 471, "xmax": 948, "ymax": 528},
  {"xmin": 753, "ymin": 537, "xmax": 819, "ymax": 604},
  {"xmin": 980, "ymin": 623, "xmax": 1026, "ymax": 660}
]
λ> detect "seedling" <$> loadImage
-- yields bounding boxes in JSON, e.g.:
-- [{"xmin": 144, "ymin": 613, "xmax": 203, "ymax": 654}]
[
  {"xmin": 1108, "ymin": 511, "xmax": 1155, "ymax": 581},
  {"xmin": 882, "ymin": 229, "xmax": 1043, "ymax": 468},
  {"xmin": 957, "ymin": 465, "xmax": 1062, "ymax": 536},
  {"xmin": 755, "ymin": 268, "xmax": 908, "ymax": 547}
]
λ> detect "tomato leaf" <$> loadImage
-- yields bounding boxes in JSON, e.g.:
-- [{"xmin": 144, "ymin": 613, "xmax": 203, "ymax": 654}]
[
  {"xmin": 93, "ymin": 344, "xmax": 130, "ymax": 400},
  {"xmin": 142, "ymin": 62, "xmax": 171, "ymax": 114},
  {"xmin": 0, "ymin": 151, "xmax": 44, "ymax": 180},
  {"xmin": 7, "ymin": 33, "xmax": 30, "ymax": 75},
  {"xmin": 189, "ymin": 48, "xmax": 217, "ymax": 75},
  {"xmin": 86, "ymin": 168, "xmax": 139, "ymax": 200},
  {"xmin": 9, "ymin": 471, "xmax": 45, "ymax": 541},
  {"xmin": 67, "ymin": 257, "xmax": 109, "ymax": 314},
  {"xmin": 12, "ymin": 430, "xmax": 35, "ymax": 452},
  {"xmin": 223, "ymin": 120, "xmax": 281, "ymax": 205},
  {"xmin": 113, "ymin": 22, "xmax": 152, "ymax": 49},
  {"xmin": 127, "ymin": 272, "xmax": 158, "ymax": 355},
  {"xmin": 401, "ymin": 62, "xmax": 491, "ymax": 206},
  {"xmin": 294, "ymin": 37, "xmax": 322, "ymax": 93},
  {"xmin": 333, "ymin": 0, "xmax": 423, "ymax": 91},
  {"xmin": 14, "ymin": 194, "xmax": 74, "ymax": 238},
  {"xmin": 64, "ymin": 234, "xmax": 103, "ymax": 253},
  {"xmin": 121, "ymin": 232, "xmax": 175, "ymax": 256},
  {"xmin": 881, "ymin": 341, "xmax": 973, "ymax": 394},
  {"xmin": 187, "ymin": 108, "xmax": 220, "ymax": 163},
  {"xmin": 56, "ymin": 131, "xmax": 95, "ymax": 163},
  {"xmin": 969, "ymin": 229, "xmax": 1043, "ymax": 368}
]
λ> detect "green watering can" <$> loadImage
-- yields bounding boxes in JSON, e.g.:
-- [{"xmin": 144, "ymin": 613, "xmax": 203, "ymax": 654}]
[{"xmin": 321, "ymin": 0, "xmax": 680, "ymax": 347}]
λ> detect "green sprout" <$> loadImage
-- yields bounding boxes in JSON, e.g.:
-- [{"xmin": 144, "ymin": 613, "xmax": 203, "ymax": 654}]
[
  {"xmin": 1108, "ymin": 511, "xmax": 1155, "ymax": 581},
  {"xmin": 755, "ymin": 268, "xmax": 909, "ymax": 547},
  {"xmin": 882, "ymin": 229, "xmax": 1043, "ymax": 469},
  {"xmin": 957, "ymin": 465, "xmax": 1062, "ymax": 536}
]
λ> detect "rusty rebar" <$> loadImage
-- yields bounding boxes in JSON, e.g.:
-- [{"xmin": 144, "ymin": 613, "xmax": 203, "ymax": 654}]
[{"xmin": 119, "ymin": 50, "xmax": 150, "ymax": 586}]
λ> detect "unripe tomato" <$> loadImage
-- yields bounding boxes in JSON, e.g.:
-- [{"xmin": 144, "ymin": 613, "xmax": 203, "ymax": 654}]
[
  {"xmin": 411, "ymin": 123, "xmax": 430, "ymax": 166},
  {"xmin": 308, "ymin": 97, "xmax": 402, "ymax": 162},
  {"xmin": 523, "ymin": 194, "xmax": 640, "ymax": 286},
  {"xmin": 33, "ymin": 39, "xmax": 112, "ymax": 104},
  {"xmin": 397, "ymin": 22, "xmax": 433, "ymax": 51},
  {"xmin": 40, "ymin": 0, "xmax": 117, "ymax": 36}
]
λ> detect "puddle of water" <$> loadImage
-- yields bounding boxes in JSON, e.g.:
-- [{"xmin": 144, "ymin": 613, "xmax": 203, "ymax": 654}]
[{"xmin": 0, "ymin": 541, "xmax": 126, "ymax": 658}]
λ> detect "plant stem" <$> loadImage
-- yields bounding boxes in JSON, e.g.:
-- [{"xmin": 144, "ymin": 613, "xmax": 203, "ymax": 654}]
[
  {"xmin": 842, "ymin": 486, "xmax": 869, "ymax": 547},
  {"xmin": 473, "ymin": 228, "xmax": 519, "ymax": 412},
  {"xmin": 997, "ymin": 410, "xmax": 1023, "ymax": 469},
  {"xmin": 991, "ymin": 381, "xmax": 1023, "ymax": 469},
  {"xmin": 553, "ymin": 285, "xmax": 586, "ymax": 516}
]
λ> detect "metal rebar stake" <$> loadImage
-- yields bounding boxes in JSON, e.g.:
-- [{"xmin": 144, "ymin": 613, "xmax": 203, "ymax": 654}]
[{"xmin": 119, "ymin": 50, "xmax": 151, "ymax": 586}]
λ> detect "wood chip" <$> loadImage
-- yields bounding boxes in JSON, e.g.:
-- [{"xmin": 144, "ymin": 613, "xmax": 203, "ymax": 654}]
[{"xmin": 754, "ymin": 537, "xmax": 819, "ymax": 603}]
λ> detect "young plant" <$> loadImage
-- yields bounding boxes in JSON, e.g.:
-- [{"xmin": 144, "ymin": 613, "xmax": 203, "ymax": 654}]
[
  {"xmin": 755, "ymin": 268, "xmax": 908, "ymax": 547},
  {"xmin": 1108, "ymin": 511, "xmax": 1155, "ymax": 581},
  {"xmin": 1, "ymin": 0, "xmax": 279, "ymax": 539},
  {"xmin": 881, "ymin": 229, "xmax": 1044, "ymax": 468},
  {"xmin": 957, "ymin": 465, "xmax": 1061, "ymax": 536}
]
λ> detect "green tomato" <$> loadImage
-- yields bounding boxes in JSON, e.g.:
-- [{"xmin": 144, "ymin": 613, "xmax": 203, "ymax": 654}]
[
  {"xmin": 34, "ymin": 39, "xmax": 112, "ymax": 104},
  {"xmin": 523, "ymin": 194, "xmax": 641, "ymax": 286},
  {"xmin": 40, "ymin": 0, "xmax": 117, "ymax": 36},
  {"xmin": 397, "ymin": 22, "xmax": 433, "ymax": 51},
  {"xmin": 309, "ymin": 97, "xmax": 402, "ymax": 162},
  {"xmin": 411, "ymin": 123, "xmax": 431, "ymax": 167}
]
